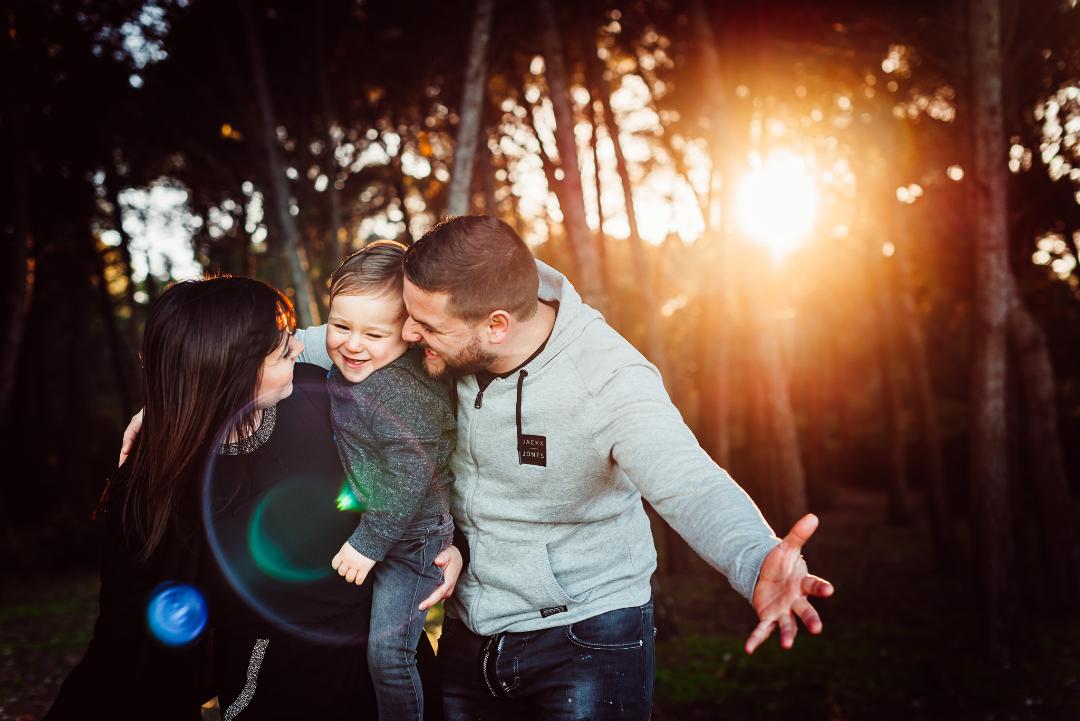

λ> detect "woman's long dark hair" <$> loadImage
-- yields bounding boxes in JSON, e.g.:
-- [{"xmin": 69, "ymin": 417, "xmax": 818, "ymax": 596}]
[{"xmin": 123, "ymin": 276, "xmax": 295, "ymax": 561}]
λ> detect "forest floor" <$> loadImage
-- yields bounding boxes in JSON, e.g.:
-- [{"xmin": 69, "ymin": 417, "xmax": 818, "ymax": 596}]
[{"xmin": 1, "ymin": 486, "xmax": 1078, "ymax": 721}]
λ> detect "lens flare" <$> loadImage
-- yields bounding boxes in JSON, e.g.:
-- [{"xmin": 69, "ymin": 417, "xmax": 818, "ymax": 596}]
[
  {"xmin": 200, "ymin": 375, "xmax": 436, "ymax": 644},
  {"xmin": 336, "ymin": 481, "xmax": 365, "ymax": 512},
  {"xmin": 247, "ymin": 485, "xmax": 332, "ymax": 584},
  {"xmin": 147, "ymin": 582, "xmax": 208, "ymax": 646}
]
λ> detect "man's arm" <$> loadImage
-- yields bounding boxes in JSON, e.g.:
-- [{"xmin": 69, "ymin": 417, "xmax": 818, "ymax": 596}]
[
  {"xmin": 590, "ymin": 361, "xmax": 833, "ymax": 651},
  {"xmin": 591, "ymin": 362, "xmax": 780, "ymax": 599}
]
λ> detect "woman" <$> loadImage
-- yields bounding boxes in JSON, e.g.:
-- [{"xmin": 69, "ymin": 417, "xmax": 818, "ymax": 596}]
[{"xmin": 46, "ymin": 277, "xmax": 460, "ymax": 720}]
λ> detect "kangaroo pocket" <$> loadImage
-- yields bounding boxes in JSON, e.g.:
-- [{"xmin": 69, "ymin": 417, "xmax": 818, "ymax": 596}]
[{"xmin": 474, "ymin": 539, "xmax": 590, "ymax": 611}]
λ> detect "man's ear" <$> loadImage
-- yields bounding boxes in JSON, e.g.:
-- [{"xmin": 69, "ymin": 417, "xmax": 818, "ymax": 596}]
[{"xmin": 486, "ymin": 310, "xmax": 512, "ymax": 344}]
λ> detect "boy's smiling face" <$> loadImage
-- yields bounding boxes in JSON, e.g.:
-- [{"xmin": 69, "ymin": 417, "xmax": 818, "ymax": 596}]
[{"xmin": 326, "ymin": 291, "xmax": 409, "ymax": 383}]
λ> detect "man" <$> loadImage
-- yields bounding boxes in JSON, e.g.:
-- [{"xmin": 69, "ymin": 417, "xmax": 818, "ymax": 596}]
[
  {"xmin": 120, "ymin": 215, "xmax": 833, "ymax": 720},
  {"xmin": 399, "ymin": 215, "xmax": 833, "ymax": 720}
]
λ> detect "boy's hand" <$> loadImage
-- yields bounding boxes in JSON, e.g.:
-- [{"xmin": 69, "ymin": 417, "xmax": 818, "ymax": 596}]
[{"xmin": 331, "ymin": 542, "xmax": 377, "ymax": 585}]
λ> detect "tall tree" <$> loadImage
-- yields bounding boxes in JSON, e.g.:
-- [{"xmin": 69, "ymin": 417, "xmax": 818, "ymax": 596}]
[
  {"xmin": 689, "ymin": 0, "xmax": 735, "ymax": 466},
  {"xmin": 536, "ymin": 0, "xmax": 607, "ymax": 312},
  {"xmin": 1006, "ymin": 274, "xmax": 1080, "ymax": 600},
  {"xmin": 446, "ymin": 0, "xmax": 495, "ymax": 217},
  {"xmin": 587, "ymin": 40, "xmax": 671, "ymax": 380},
  {"xmin": 966, "ymin": 0, "xmax": 1015, "ymax": 661},
  {"xmin": 239, "ymin": 0, "xmax": 321, "ymax": 326},
  {"xmin": 894, "ymin": 204, "xmax": 956, "ymax": 567}
]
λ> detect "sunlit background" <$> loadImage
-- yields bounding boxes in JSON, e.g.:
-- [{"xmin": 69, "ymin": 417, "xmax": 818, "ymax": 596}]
[{"xmin": 5, "ymin": 0, "xmax": 1080, "ymax": 718}]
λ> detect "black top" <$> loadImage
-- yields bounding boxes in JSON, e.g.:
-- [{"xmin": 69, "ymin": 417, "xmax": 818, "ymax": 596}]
[{"xmin": 46, "ymin": 364, "xmax": 439, "ymax": 721}]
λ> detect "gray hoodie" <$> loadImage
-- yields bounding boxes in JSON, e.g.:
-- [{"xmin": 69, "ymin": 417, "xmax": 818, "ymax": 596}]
[
  {"xmin": 443, "ymin": 260, "xmax": 779, "ymax": 635},
  {"xmin": 297, "ymin": 260, "xmax": 780, "ymax": 636}
]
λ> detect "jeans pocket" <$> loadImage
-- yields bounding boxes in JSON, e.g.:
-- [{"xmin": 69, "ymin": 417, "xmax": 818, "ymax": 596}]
[{"xmin": 565, "ymin": 605, "xmax": 646, "ymax": 651}]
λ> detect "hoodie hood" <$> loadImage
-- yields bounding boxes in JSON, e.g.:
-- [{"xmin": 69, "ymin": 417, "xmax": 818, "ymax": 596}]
[{"xmin": 518, "ymin": 259, "xmax": 604, "ymax": 374}]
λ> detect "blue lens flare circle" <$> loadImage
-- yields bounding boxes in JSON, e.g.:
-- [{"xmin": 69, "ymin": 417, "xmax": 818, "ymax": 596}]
[
  {"xmin": 147, "ymin": 582, "xmax": 208, "ymax": 646},
  {"xmin": 200, "ymin": 376, "xmax": 410, "ymax": 645}
]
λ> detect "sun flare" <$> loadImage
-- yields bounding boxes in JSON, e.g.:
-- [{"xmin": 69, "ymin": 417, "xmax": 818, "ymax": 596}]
[{"xmin": 734, "ymin": 151, "xmax": 819, "ymax": 259}]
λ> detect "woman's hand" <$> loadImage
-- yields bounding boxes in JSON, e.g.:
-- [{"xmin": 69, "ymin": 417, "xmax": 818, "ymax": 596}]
[
  {"xmin": 419, "ymin": 544, "xmax": 463, "ymax": 611},
  {"xmin": 331, "ymin": 542, "xmax": 377, "ymax": 585},
  {"xmin": 118, "ymin": 409, "xmax": 144, "ymax": 466}
]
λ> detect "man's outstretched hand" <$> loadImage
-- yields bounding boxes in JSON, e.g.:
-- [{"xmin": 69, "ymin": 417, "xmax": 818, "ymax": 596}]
[{"xmin": 746, "ymin": 513, "xmax": 834, "ymax": 654}]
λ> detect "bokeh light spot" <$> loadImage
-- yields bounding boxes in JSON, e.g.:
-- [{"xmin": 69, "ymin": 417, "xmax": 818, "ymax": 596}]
[{"xmin": 147, "ymin": 582, "xmax": 208, "ymax": 646}]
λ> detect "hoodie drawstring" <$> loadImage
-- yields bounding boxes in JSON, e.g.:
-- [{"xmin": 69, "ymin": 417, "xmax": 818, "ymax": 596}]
[{"xmin": 515, "ymin": 370, "xmax": 528, "ymax": 440}]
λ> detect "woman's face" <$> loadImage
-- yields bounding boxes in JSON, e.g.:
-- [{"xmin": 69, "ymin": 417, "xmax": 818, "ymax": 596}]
[{"xmin": 255, "ymin": 332, "xmax": 303, "ymax": 409}]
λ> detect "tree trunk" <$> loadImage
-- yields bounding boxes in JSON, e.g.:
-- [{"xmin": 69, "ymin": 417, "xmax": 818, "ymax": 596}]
[
  {"xmin": 1, "ymin": 104, "xmax": 35, "ymax": 428},
  {"xmin": 91, "ymin": 238, "xmax": 134, "ymax": 418},
  {"xmin": 589, "ymin": 49, "xmax": 671, "ymax": 380},
  {"xmin": 864, "ymin": 233, "xmax": 913, "ymax": 524},
  {"xmin": 239, "ymin": 0, "xmax": 321, "ymax": 327},
  {"xmin": 1006, "ymin": 275, "xmax": 1079, "ymax": 600},
  {"xmin": 104, "ymin": 167, "xmax": 141, "ymax": 347},
  {"xmin": 757, "ymin": 330, "xmax": 809, "ymax": 530},
  {"xmin": 689, "ymin": 0, "xmax": 735, "ymax": 467},
  {"xmin": 893, "ymin": 206, "xmax": 956, "ymax": 567},
  {"xmin": 314, "ymin": 0, "xmax": 347, "ymax": 264},
  {"xmin": 391, "ymin": 151, "xmax": 415, "ymax": 244},
  {"xmin": 446, "ymin": 0, "xmax": 494, "ymax": 217},
  {"xmin": 967, "ymin": 0, "xmax": 1015, "ymax": 662},
  {"xmin": 536, "ymin": 0, "xmax": 606, "ymax": 313},
  {"xmin": 479, "ymin": 131, "xmax": 497, "ymax": 215},
  {"xmin": 750, "ymin": 274, "xmax": 808, "ymax": 530},
  {"xmin": 586, "ymin": 94, "xmax": 614, "ymax": 327}
]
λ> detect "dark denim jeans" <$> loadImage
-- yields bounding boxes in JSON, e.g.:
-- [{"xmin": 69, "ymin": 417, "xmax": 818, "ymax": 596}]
[
  {"xmin": 438, "ymin": 601, "xmax": 656, "ymax": 721},
  {"xmin": 368, "ymin": 512, "xmax": 454, "ymax": 721}
]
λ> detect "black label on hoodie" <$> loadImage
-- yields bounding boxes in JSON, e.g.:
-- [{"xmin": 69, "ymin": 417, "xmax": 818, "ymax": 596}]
[{"xmin": 518, "ymin": 434, "xmax": 547, "ymax": 466}]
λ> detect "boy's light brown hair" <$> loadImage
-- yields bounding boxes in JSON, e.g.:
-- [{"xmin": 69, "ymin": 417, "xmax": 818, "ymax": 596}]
[
  {"xmin": 402, "ymin": 215, "xmax": 538, "ymax": 323},
  {"xmin": 329, "ymin": 240, "xmax": 409, "ymax": 315}
]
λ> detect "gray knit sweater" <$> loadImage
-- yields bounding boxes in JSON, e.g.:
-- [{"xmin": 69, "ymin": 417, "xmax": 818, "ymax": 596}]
[{"xmin": 322, "ymin": 348, "xmax": 455, "ymax": 561}]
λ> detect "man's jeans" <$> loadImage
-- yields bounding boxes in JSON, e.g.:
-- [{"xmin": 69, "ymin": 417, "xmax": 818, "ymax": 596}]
[
  {"xmin": 438, "ymin": 601, "xmax": 656, "ymax": 721},
  {"xmin": 368, "ymin": 512, "xmax": 454, "ymax": 721}
]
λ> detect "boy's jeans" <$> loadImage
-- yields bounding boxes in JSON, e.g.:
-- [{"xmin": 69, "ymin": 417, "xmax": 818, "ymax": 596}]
[
  {"xmin": 438, "ymin": 600, "xmax": 656, "ymax": 721},
  {"xmin": 368, "ymin": 512, "xmax": 454, "ymax": 721}
]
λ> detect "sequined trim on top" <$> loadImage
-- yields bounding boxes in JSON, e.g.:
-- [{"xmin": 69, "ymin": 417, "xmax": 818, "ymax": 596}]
[
  {"xmin": 218, "ymin": 405, "xmax": 277, "ymax": 456},
  {"xmin": 222, "ymin": 638, "xmax": 270, "ymax": 721}
]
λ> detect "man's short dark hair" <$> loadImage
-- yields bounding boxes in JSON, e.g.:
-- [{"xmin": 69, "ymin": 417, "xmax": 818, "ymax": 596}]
[{"xmin": 403, "ymin": 215, "xmax": 539, "ymax": 323}]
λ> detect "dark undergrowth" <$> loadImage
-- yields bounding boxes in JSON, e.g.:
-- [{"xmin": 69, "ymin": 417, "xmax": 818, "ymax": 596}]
[{"xmin": 2, "ymin": 487, "xmax": 1078, "ymax": 721}]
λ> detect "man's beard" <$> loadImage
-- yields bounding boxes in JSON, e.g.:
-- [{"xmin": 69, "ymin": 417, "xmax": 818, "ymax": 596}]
[{"xmin": 421, "ymin": 336, "xmax": 497, "ymax": 382}]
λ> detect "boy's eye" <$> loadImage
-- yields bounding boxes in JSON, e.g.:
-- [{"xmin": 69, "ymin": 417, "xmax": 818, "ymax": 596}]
[
  {"xmin": 366, "ymin": 333, "xmax": 384, "ymax": 339},
  {"xmin": 332, "ymin": 324, "xmax": 349, "ymax": 332}
]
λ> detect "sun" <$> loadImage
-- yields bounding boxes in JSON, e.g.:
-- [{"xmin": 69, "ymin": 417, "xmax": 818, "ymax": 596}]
[{"xmin": 734, "ymin": 151, "xmax": 819, "ymax": 259}]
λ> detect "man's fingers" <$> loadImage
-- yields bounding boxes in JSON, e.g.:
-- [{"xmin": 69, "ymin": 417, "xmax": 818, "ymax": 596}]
[
  {"xmin": 793, "ymin": 599, "xmax": 823, "ymax": 635},
  {"xmin": 744, "ymin": 619, "xmax": 775, "ymax": 655},
  {"xmin": 331, "ymin": 555, "xmax": 342, "ymax": 571},
  {"xmin": 781, "ymin": 513, "xmax": 819, "ymax": 551},
  {"xmin": 353, "ymin": 571, "xmax": 366, "ymax": 586},
  {"xmin": 345, "ymin": 567, "xmax": 358, "ymax": 583},
  {"xmin": 418, "ymin": 580, "xmax": 454, "ymax": 611},
  {"xmin": 778, "ymin": 612, "xmax": 797, "ymax": 649},
  {"xmin": 801, "ymin": 574, "xmax": 834, "ymax": 598}
]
